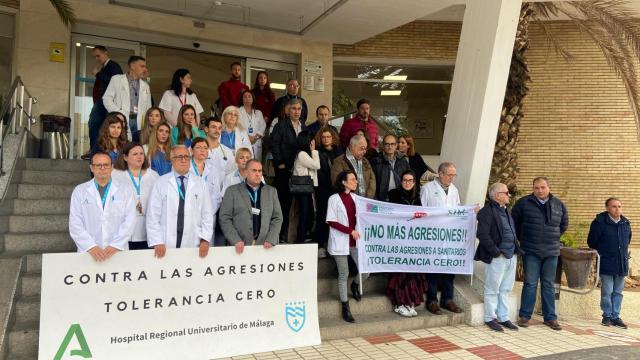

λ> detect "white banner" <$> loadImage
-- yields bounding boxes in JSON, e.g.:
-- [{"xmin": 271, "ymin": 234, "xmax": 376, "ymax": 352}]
[
  {"xmin": 39, "ymin": 245, "xmax": 320, "ymax": 360},
  {"xmin": 354, "ymin": 196, "xmax": 476, "ymax": 274}
]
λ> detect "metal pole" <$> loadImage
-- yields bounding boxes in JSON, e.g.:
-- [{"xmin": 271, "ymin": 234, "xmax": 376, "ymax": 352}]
[
  {"xmin": 26, "ymin": 97, "xmax": 33, "ymax": 132},
  {"xmin": 17, "ymin": 85, "xmax": 25, "ymax": 129},
  {"xmin": 11, "ymin": 86, "xmax": 18, "ymax": 135}
]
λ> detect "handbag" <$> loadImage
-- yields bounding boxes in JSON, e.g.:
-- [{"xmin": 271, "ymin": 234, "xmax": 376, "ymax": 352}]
[{"xmin": 289, "ymin": 175, "xmax": 314, "ymax": 194}]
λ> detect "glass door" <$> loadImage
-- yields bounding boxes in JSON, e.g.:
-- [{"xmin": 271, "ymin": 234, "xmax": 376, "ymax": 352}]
[
  {"xmin": 69, "ymin": 35, "xmax": 142, "ymax": 159},
  {"xmin": 244, "ymin": 59, "xmax": 296, "ymax": 99}
]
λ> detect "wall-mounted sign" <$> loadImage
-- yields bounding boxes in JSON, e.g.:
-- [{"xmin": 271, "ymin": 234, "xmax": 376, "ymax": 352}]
[{"xmin": 49, "ymin": 42, "xmax": 65, "ymax": 63}]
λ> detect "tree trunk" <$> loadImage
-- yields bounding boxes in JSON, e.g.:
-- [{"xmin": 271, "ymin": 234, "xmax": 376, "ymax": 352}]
[{"xmin": 490, "ymin": 3, "xmax": 533, "ymax": 198}]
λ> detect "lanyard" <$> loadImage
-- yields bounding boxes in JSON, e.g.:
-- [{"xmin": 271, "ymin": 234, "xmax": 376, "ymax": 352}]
[
  {"xmin": 223, "ymin": 130, "xmax": 236, "ymax": 149},
  {"xmin": 175, "ymin": 176, "xmax": 186, "ymax": 200},
  {"xmin": 127, "ymin": 169, "xmax": 142, "ymax": 196},
  {"xmin": 191, "ymin": 159, "xmax": 204, "ymax": 177},
  {"xmin": 95, "ymin": 179, "xmax": 112, "ymax": 209},
  {"xmin": 179, "ymin": 93, "xmax": 187, "ymax": 106},
  {"xmin": 247, "ymin": 187, "xmax": 258, "ymax": 206}
]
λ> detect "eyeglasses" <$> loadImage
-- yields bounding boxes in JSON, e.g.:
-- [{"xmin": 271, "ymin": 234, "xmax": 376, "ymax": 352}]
[
  {"xmin": 172, "ymin": 155, "xmax": 191, "ymax": 161},
  {"xmin": 401, "ymin": 179, "xmax": 414, "ymax": 183},
  {"xmin": 384, "ymin": 143, "xmax": 397, "ymax": 146},
  {"xmin": 497, "ymin": 191, "xmax": 510, "ymax": 196},
  {"xmin": 193, "ymin": 146, "xmax": 208, "ymax": 151},
  {"xmin": 91, "ymin": 163, "xmax": 112, "ymax": 169}
]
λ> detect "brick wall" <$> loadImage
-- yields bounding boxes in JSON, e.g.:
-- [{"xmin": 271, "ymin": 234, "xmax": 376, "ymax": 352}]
[{"xmin": 334, "ymin": 20, "xmax": 640, "ymax": 248}]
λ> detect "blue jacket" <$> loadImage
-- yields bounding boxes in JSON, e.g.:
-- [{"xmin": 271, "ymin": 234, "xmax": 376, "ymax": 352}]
[
  {"xmin": 587, "ymin": 212, "xmax": 632, "ymax": 276},
  {"xmin": 511, "ymin": 193, "xmax": 568, "ymax": 258},
  {"xmin": 475, "ymin": 201, "xmax": 523, "ymax": 264}
]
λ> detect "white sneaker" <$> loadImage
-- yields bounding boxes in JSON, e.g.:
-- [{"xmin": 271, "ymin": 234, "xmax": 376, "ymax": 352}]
[
  {"xmin": 408, "ymin": 306, "xmax": 418, "ymax": 317},
  {"xmin": 394, "ymin": 305, "xmax": 412, "ymax": 317},
  {"xmin": 317, "ymin": 248, "xmax": 327, "ymax": 259}
]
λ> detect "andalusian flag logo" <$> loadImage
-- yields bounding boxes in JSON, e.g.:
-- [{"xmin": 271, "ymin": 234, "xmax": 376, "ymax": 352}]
[{"xmin": 54, "ymin": 324, "xmax": 93, "ymax": 359}]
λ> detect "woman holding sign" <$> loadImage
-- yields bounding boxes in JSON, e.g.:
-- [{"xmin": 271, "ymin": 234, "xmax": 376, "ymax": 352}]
[
  {"xmin": 326, "ymin": 170, "xmax": 369, "ymax": 323},
  {"xmin": 386, "ymin": 170, "xmax": 427, "ymax": 317},
  {"xmin": 112, "ymin": 142, "xmax": 160, "ymax": 249}
]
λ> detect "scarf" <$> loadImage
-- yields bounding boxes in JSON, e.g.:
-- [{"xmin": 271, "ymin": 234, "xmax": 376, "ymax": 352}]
[{"xmin": 346, "ymin": 149, "xmax": 366, "ymax": 195}]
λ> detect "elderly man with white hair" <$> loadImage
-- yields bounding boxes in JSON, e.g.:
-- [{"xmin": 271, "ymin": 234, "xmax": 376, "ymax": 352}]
[
  {"xmin": 330, "ymin": 134, "xmax": 376, "ymax": 199},
  {"xmin": 475, "ymin": 182, "xmax": 523, "ymax": 332}
]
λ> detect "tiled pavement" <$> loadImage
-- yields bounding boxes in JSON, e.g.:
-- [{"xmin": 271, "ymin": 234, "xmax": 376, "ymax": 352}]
[{"xmin": 219, "ymin": 316, "xmax": 640, "ymax": 359}]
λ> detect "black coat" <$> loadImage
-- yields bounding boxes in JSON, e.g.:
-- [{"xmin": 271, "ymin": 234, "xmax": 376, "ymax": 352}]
[
  {"xmin": 270, "ymin": 94, "xmax": 308, "ymax": 122},
  {"xmin": 270, "ymin": 118, "xmax": 307, "ymax": 170},
  {"xmin": 475, "ymin": 201, "xmax": 523, "ymax": 264},
  {"xmin": 371, "ymin": 152, "xmax": 411, "ymax": 201},
  {"xmin": 407, "ymin": 152, "xmax": 431, "ymax": 179},
  {"xmin": 587, "ymin": 212, "xmax": 632, "ymax": 276},
  {"xmin": 95, "ymin": 59, "xmax": 123, "ymax": 100},
  {"xmin": 317, "ymin": 146, "xmax": 343, "ymax": 192},
  {"xmin": 511, "ymin": 193, "xmax": 568, "ymax": 258},
  {"xmin": 388, "ymin": 187, "xmax": 421, "ymax": 206}
]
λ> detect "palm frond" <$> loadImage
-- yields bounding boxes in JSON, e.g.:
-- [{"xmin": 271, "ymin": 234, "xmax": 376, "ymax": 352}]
[
  {"xmin": 49, "ymin": 0, "xmax": 76, "ymax": 28},
  {"xmin": 529, "ymin": 3, "xmax": 573, "ymax": 60}
]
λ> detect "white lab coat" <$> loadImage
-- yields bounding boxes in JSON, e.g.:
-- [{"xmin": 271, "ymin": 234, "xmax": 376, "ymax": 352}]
[
  {"xmin": 111, "ymin": 169, "xmax": 160, "ymax": 243},
  {"xmin": 420, "ymin": 179, "xmax": 460, "ymax": 207},
  {"xmin": 326, "ymin": 192, "xmax": 356, "ymax": 256},
  {"xmin": 102, "ymin": 74, "xmax": 152, "ymax": 141},
  {"xmin": 146, "ymin": 172, "xmax": 214, "ymax": 248},
  {"xmin": 223, "ymin": 128, "xmax": 253, "ymax": 157},
  {"xmin": 158, "ymin": 90, "xmax": 204, "ymax": 127},
  {"xmin": 207, "ymin": 144, "xmax": 236, "ymax": 176},
  {"xmin": 238, "ymin": 107, "xmax": 266, "ymax": 160},
  {"xmin": 69, "ymin": 178, "xmax": 137, "ymax": 252},
  {"xmin": 189, "ymin": 160, "xmax": 224, "ymax": 216}
]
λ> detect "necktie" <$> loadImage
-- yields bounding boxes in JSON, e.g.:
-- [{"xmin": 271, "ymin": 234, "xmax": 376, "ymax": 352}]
[{"xmin": 176, "ymin": 176, "xmax": 186, "ymax": 248}]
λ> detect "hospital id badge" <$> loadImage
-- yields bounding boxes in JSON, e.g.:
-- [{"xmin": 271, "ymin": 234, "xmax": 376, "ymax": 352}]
[
  {"xmin": 136, "ymin": 201, "xmax": 144, "ymax": 216},
  {"xmin": 251, "ymin": 207, "xmax": 261, "ymax": 216},
  {"xmin": 133, "ymin": 106, "xmax": 138, "ymax": 114}
]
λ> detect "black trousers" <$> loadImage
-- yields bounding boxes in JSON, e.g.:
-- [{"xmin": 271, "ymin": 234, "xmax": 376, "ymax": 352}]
[
  {"xmin": 426, "ymin": 273, "xmax": 455, "ymax": 305},
  {"xmin": 274, "ymin": 167, "xmax": 292, "ymax": 241},
  {"xmin": 128, "ymin": 241, "xmax": 149, "ymax": 250}
]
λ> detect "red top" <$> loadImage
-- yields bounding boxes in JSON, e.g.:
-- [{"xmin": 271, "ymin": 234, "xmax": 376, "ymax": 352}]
[
  {"xmin": 339, "ymin": 115, "xmax": 379, "ymax": 150},
  {"xmin": 327, "ymin": 191, "xmax": 357, "ymax": 247},
  {"xmin": 254, "ymin": 89, "xmax": 276, "ymax": 124},
  {"xmin": 218, "ymin": 78, "xmax": 250, "ymax": 111}
]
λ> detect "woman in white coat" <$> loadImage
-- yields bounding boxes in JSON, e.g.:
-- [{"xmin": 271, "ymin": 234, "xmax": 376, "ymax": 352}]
[
  {"xmin": 326, "ymin": 170, "xmax": 368, "ymax": 323},
  {"xmin": 292, "ymin": 133, "xmax": 320, "ymax": 244},
  {"xmin": 112, "ymin": 142, "xmax": 159, "ymax": 250},
  {"xmin": 220, "ymin": 106, "xmax": 253, "ymax": 157},
  {"xmin": 146, "ymin": 146, "xmax": 214, "ymax": 257},
  {"xmin": 158, "ymin": 68, "xmax": 204, "ymax": 126},
  {"xmin": 238, "ymin": 89, "xmax": 266, "ymax": 161},
  {"xmin": 69, "ymin": 152, "xmax": 137, "ymax": 261},
  {"xmin": 189, "ymin": 138, "xmax": 223, "ymax": 216}
]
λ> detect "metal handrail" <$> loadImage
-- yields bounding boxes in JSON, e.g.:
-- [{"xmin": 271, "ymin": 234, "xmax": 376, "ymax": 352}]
[{"xmin": 0, "ymin": 76, "xmax": 38, "ymax": 175}]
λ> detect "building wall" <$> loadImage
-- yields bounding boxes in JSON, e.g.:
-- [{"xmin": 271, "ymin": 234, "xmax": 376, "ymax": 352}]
[
  {"xmin": 14, "ymin": 0, "xmax": 332, "ymax": 134},
  {"xmin": 334, "ymin": 20, "xmax": 640, "ymax": 248}
]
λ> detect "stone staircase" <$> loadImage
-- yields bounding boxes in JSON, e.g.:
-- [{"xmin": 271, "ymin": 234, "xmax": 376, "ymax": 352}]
[{"xmin": 0, "ymin": 158, "xmax": 464, "ymax": 359}]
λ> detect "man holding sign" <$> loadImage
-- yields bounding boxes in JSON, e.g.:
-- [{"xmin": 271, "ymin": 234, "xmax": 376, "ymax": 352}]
[{"xmin": 420, "ymin": 162, "xmax": 462, "ymax": 315}]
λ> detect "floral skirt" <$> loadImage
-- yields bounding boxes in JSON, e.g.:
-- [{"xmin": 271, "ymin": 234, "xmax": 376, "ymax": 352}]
[{"xmin": 386, "ymin": 273, "xmax": 428, "ymax": 307}]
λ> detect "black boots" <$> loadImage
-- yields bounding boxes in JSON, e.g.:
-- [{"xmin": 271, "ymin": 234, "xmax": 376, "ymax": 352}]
[
  {"xmin": 341, "ymin": 301, "xmax": 355, "ymax": 323},
  {"xmin": 350, "ymin": 280, "xmax": 362, "ymax": 301}
]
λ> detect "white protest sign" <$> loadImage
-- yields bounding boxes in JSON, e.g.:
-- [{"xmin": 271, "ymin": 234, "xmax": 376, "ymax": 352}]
[
  {"xmin": 39, "ymin": 245, "xmax": 320, "ymax": 360},
  {"xmin": 354, "ymin": 196, "xmax": 476, "ymax": 274}
]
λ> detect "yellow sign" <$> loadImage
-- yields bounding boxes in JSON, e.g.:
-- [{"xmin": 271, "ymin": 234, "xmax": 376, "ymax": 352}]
[{"xmin": 49, "ymin": 42, "xmax": 65, "ymax": 63}]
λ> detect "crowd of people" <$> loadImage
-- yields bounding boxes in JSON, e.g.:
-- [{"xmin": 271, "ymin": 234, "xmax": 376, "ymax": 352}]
[{"xmin": 70, "ymin": 46, "xmax": 632, "ymax": 332}]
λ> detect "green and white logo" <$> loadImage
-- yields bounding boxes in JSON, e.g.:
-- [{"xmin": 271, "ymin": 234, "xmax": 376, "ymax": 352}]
[{"xmin": 54, "ymin": 324, "xmax": 93, "ymax": 360}]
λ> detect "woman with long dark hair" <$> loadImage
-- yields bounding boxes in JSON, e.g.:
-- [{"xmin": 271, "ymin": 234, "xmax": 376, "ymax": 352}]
[
  {"xmin": 386, "ymin": 170, "xmax": 427, "ymax": 317},
  {"xmin": 292, "ymin": 131, "xmax": 320, "ymax": 244},
  {"xmin": 313, "ymin": 126, "xmax": 343, "ymax": 258},
  {"xmin": 252, "ymin": 71, "xmax": 276, "ymax": 127},
  {"xmin": 159, "ymin": 68, "xmax": 204, "ymax": 126},
  {"xmin": 170, "ymin": 104, "xmax": 206, "ymax": 147},
  {"xmin": 112, "ymin": 142, "xmax": 159, "ymax": 249},
  {"xmin": 139, "ymin": 106, "xmax": 167, "ymax": 146},
  {"xmin": 147, "ymin": 123, "xmax": 172, "ymax": 176},
  {"xmin": 92, "ymin": 112, "xmax": 128, "ymax": 164}
]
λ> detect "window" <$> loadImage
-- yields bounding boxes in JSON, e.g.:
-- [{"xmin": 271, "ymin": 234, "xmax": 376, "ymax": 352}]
[{"xmin": 333, "ymin": 62, "xmax": 453, "ymax": 155}]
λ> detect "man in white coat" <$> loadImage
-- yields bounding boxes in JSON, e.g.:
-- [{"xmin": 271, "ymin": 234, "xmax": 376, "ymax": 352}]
[
  {"xmin": 69, "ymin": 151, "xmax": 137, "ymax": 261},
  {"xmin": 146, "ymin": 145, "xmax": 214, "ymax": 258},
  {"xmin": 103, "ymin": 55, "xmax": 152, "ymax": 143},
  {"xmin": 420, "ymin": 161, "xmax": 463, "ymax": 315}
]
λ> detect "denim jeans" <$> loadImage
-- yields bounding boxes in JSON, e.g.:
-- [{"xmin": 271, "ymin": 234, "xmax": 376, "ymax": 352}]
[
  {"xmin": 88, "ymin": 100, "xmax": 107, "ymax": 150},
  {"xmin": 483, "ymin": 255, "xmax": 517, "ymax": 322},
  {"xmin": 519, "ymin": 254, "xmax": 558, "ymax": 321},
  {"xmin": 600, "ymin": 274, "xmax": 625, "ymax": 319}
]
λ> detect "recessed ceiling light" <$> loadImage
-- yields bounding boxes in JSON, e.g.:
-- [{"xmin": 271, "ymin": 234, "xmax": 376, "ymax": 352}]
[
  {"xmin": 75, "ymin": 43, "xmax": 81, "ymax": 47},
  {"xmin": 381, "ymin": 90, "xmax": 402, "ymax": 96},
  {"xmin": 271, "ymin": 83, "xmax": 286, "ymax": 90},
  {"xmin": 383, "ymin": 75, "xmax": 407, "ymax": 81}
]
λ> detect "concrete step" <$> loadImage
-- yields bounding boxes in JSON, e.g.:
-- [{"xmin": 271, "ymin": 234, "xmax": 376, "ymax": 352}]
[
  {"xmin": 11, "ymin": 199, "xmax": 70, "ymax": 215},
  {"xmin": 24, "ymin": 158, "xmax": 88, "ymax": 173},
  {"xmin": 318, "ymin": 293, "xmax": 394, "ymax": 320},
  {"xmin": 3, "ymin": 232, "xmax": 75, "ymax": 253},
  {"xmin": 317, "ymin": 257, "xmax": 336, "ymax": 277},
  {"xmin": 320, "ymin": 307, "xmax": 464, "ymax": 340},
  {"xmin": 20, "ymin": 272, "xmax": 41, "ymax": 297},
  {"xmin": 21, "ymin": 170, "xmax": 90, "ymax": 185},
  {"xmin": 7, "ymin": 322, "xmax": 39, "ymax": 358},
  {"xmin": 317, "ymin": 274, "xmax": 386, "ymax": 297},
  {"xmin": 9, "ymin": 215, "xmax": 69, "ymax": 233},
  {"xmin": 18, "ymin": 184, "xmax": 76, "ymax": 199},
  {"xmin": 0, "ymin": 253, "xmax": 46, "ymax": 273},
  {"xmin": 15, "ymin": 295, "xmax": 40, "ymax": 324}
]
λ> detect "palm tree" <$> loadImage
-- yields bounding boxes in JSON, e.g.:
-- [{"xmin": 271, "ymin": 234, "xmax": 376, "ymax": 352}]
[
  {"xmin": 49, "ymin": 0, "xmax": 76, "ymax": 27},
  {"xmin": 490, "ymin": 0, "xmax": 640, "ymax": 196}
]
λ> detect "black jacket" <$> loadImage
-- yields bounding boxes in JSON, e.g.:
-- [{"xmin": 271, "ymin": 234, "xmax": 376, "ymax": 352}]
[
  {"xmin": 407, "ymin": 152, "xmax": 432, "ymax": 179},
  {"xmin": 371, "ymin": 152, "xmax": 410, "ymax": 201},
  {"xmin": 317, "ymin": 146, "xmax": 343, "ymax": 192},
  {"xmin": 475, "ymin": 201, "xmax": 523, "ymax": 264},
  {"xmin": 587, "ymin": 212, "xmax": 632, "ymax": 276},
  {"xmin": 511, "ymin": 193, "xmax": 568, "ymax": 258},
  {"xmin": 94, "ymin": 59, "xmax": 123, "ymax": 101},
  {"xmin": 270, "ymin": 118, "xmax": 307, "ymax": 170},
  {"xmin": 388, "ymin": 187, "xmax": 421, "ymax": 206}
]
